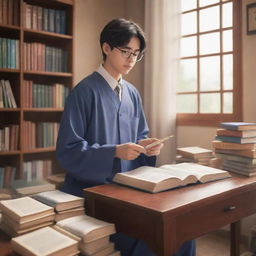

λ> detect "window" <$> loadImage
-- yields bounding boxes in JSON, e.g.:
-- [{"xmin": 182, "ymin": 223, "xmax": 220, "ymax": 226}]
[{"xmin": 177, "ymin": 0, "xmax": 242, "ymax": 126}]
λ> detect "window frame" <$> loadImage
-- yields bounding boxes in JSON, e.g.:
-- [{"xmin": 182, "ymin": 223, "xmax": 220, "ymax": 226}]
[{"xmin": 177, "ymin": 0, "xmax": 242, "ymax": 127}]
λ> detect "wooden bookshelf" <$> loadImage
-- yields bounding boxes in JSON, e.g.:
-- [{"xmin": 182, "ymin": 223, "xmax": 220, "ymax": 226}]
[{"xmin": 0, "ymin": 0, "xmax": 74, "ymax": 186}]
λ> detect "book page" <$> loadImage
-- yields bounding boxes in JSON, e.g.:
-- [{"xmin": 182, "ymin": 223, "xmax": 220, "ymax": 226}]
[
  {"xmin": 115, "ymin": 166, "xmax": 189, "ymax": 183},
  {"xmin": 161, "ymin": 163, "xmax": 231, "ymax": 182},
  {"xmin": 11, "ymin": 226, "xmax": 78, "ymax": 255},
  {"xmin": 0, "ymin": 197, "xmax": 53, "ymax": 217}
]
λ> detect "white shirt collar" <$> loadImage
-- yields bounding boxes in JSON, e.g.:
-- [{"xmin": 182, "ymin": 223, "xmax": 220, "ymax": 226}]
[{"xmin": 97, "ymin": 64, "xmax": 122, "ymax": 91}]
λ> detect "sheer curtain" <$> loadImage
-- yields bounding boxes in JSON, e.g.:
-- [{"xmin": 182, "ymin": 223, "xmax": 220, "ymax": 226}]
[{"xmin": 144, "ymin": 0, "xmax": 180, "ymax": 165}]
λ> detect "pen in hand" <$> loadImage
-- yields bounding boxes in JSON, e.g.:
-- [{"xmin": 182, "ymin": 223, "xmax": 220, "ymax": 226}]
[{"xmin": 145, "ymin": 135, "xmax": 174, "ymax": 150}]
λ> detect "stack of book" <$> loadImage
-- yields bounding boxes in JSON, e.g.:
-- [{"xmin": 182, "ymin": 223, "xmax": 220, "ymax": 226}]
[
  {"xmin": 212, "ymin": 122, "xmax": 256, "ymax": 176},
  {"xmin": 0, "ymin": 197, "xmax": 54, "ymax": 237},
  {"xmin": 33, "ymin": 190, "xmax": 85, "ymax": 222},
  {"xmin": 11, "ymin": 179, "xmax": 56, "ymax": 196},
  {"xmin": 11, "ymin": 226, "xmax": 79, "ymax": 256},
  {"xmin": 56, "ymin": 215, "xmax": 120, "ymax": 256},
  {"xmin": 46, "ymin": 173, "xmax": 65, "ymax": 189},
  {"xmin": 176, "ymin": 146, "xmax": 216, "ymax": 166}
]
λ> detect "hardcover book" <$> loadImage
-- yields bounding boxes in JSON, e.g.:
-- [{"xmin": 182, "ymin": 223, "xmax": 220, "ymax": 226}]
[
  {"xmin": 112, "ymin": 162, "xmax": 231, "ymax": 193},
  {"xmin": 220, "ymin": 122, "xmax": 256, "ymax": 131},
  {"xmin": 215, "ymin": 135, "xmax": 256, "ymax": 144},
  {"xmin": 216, "ymin": 128, "xmax": 256, "ymax": 138}
]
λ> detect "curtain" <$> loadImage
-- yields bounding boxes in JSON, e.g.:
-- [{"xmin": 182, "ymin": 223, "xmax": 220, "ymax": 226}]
[{"xmin": 144, "ymin": 0, "xmax": 180, "ymax": 165}]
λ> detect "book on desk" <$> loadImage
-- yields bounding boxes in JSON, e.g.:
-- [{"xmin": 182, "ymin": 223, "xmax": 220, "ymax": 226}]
[{"xmin": 112, "ymin": 162, "xmax": 231, "ymax": 193}]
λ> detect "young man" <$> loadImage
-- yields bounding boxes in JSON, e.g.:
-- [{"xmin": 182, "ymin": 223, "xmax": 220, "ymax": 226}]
[{"xmin": 56, "ymin": 18, "xmax": 195, "ymax": 256}]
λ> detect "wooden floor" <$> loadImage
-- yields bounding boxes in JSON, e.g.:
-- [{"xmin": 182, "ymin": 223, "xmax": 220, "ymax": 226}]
[{"xmin": 196, "ymin": 230, "xmax": 249, "ymax": 256}]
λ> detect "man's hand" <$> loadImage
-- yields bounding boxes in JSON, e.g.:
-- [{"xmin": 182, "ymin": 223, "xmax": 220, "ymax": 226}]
[
  {"xmin": 138, "ymin": 138, "xmax": 163, "ymax": 156},
  {"xmin": 115, "ymin": 143, "xmax": 146, "ymax": 160}
]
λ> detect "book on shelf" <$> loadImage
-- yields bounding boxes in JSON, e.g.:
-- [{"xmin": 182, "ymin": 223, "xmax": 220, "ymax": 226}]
[
  {"xmin": 221, "ymin": 122, "xmax": 256, "ymax": 131},
  {"xmin": 11, "ymin": 226, "xmax": 79, "ymax": 256},
  {"xmin": 212, "ymin": 140, "xmax": 256, "ymax": 150},
  {"xmin": 33, "ymin": 190, "xmax": 84, "ymax": 212},
  {"xmin": 215, "ymin": 149, "xmax": 256, "ymax": 159},
  {"xmin": 216, "ymin": 128, "xmax": 256, "ymax": 138},
  {"xmin": 176, "ymin": 146, "xmax": 213, "ymax": 159},
  {"xmin": 215, "ymin": 135, "xmax": 256, "ymax": 144},
  {"xmin": 0, "ymin": 196, "xmax": 54, "ymax": 222},
  {"xmin": 56, "ymin": 215, "xmax": 116, "ymax": 243},
  {"xmin": 112, "ymin": 162, "xmax": 231, "ymax": 193},
  {"xmin": 11, "ymin": 179, "xmax": 56, "ymax": 196}
]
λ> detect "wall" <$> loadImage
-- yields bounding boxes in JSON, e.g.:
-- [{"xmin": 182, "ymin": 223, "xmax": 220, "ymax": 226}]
[
  {"xmin": 73, "ymin": 0, "xmax": 125, "ymax": 85},
  {"xmin": 73, "ymin": 0, "xmax": 145, "ymax": 95}
]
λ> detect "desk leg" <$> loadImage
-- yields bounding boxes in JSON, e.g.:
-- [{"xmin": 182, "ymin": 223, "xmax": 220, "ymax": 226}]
[{"xmin": 230, "ymin": 221, "xmax": 240, "ymax": 256}]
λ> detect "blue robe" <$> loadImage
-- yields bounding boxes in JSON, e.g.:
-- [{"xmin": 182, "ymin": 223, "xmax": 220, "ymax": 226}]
[{"xmin": 56, "ymin": 72, "xmax": 195, "ymax": 256}]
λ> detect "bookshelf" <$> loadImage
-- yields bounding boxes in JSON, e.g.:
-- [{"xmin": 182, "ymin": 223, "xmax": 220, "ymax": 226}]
[{"xmin": 0, "ymin": 0, "xmax": 74, "ymax": 187}]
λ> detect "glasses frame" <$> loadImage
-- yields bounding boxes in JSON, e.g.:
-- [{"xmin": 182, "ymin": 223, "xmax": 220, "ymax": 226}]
[{"xmin": 115, "ymin": 47, "xmax": 144, "ymax": 62}]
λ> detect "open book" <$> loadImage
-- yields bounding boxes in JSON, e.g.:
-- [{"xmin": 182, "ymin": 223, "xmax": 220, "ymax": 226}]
[{"xmin": 113, "ymin": 162, "xmax": 231, "ymax": 193}]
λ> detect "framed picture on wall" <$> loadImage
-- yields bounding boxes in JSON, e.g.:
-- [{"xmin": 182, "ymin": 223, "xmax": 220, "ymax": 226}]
[{"xmin": 247, "ymin": 2, "xmax": 256, "ymax": 35}]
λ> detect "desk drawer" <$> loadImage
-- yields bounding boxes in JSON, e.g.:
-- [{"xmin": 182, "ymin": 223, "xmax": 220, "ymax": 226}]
[{"xmin": 176, "ymin": 189, "xmax": 256, "ymax": 242}]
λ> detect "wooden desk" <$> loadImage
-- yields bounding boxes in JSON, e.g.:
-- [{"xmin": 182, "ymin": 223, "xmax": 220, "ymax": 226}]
[{"xmin": 84, "ymin": 175, "xmax": 256, "ymax": 256}]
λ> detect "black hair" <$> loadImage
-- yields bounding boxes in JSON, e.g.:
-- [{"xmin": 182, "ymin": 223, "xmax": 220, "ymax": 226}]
[{"xmin": 100, "ymin": 18, "xmax": 146, "ymax": 61}]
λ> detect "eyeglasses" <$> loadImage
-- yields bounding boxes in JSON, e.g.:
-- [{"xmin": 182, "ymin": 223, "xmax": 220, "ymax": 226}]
[{"xmin": 115, "ymin": 47, "xmax": 144, "ymax": 62}]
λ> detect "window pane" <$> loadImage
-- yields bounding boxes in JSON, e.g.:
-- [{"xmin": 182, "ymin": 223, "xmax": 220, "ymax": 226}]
[
  {"xmin": 223, "ymin": 30, "xmax": 233, "ymax": 52},
  {"xmin": 181, "ymin": 0, "xmax": 196, "ymax": 12},
  {"xmin": 199, "ymin": 0, "xmax": 219, "ymax": 7},
  {"xmin": 200, "ymin": 93, "xmax": 220, "ymax": 113},
  {"xmin": 180, "ymin": 36, "xmax": 197, "ymax": 57},
  {"xmin": 200, "ymin": 6, "xmax": 220, "ymax": 32},
  {"xmin": 181, "ymin": 12, "xmax": 197, "ymax": 35},
  {"xmin": 200, "ymin": 56, "xmax": 220, "ymax": 91},
  {"xmin": 177, "ymin": 94, "xmax": 197, "ymax": 113},
  {"xmin": 222, "ymin": 2, "xmax": 233, "ymax": 28},
  {"xmin": 223, "ymin": 54, "xmax": 233, "ymax": 90},
  {"xmin": 200, "ymin": 32, "xmax": 220, "ymax": 55},
  {"xmin": 178, "ymin": 59, "xmax": 197, "ymax": 92},
  {"xmin": 223, "ymin": 92, "xmax": 233, "ymax": 113}
]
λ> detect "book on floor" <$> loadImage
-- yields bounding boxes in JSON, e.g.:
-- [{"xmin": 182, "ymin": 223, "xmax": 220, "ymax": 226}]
[
  {"xmin": 56, "ymin": 215, "xmax": 116, "ymax": 243},
  {"xmin": 0, "ymin": 196, "xmax": 54, "ymax": 222},
  {"xmin": 11, "ymin": 226, "xmax": 79, "ymax": 256},
  {"xmin": 112, "ymin": 162, "xmax": 231, "ymax": 193},
  {"xmin": 33, "ymin": 190, "xmax": 84, "ymax": 211}
]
